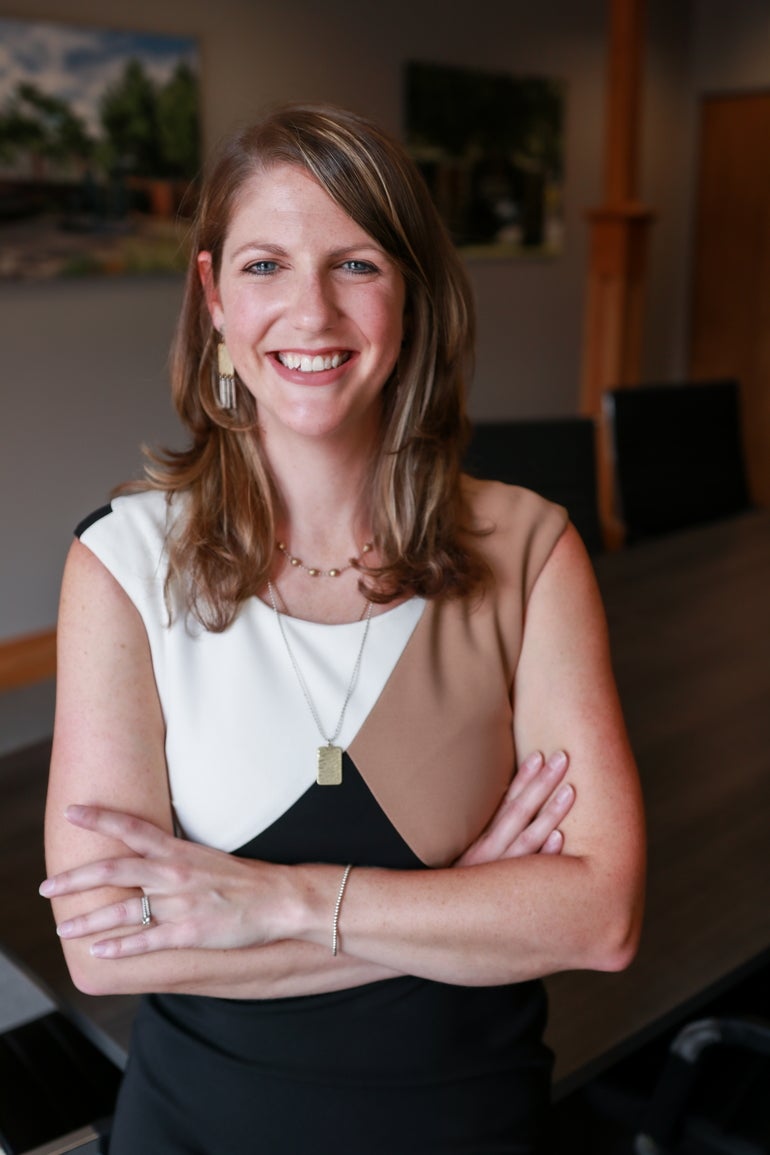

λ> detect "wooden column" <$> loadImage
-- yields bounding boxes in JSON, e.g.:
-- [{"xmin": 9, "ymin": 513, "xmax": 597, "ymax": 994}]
[{"xmin": 581, "ymin": 0, "xmax": 654, "ymax": 547}]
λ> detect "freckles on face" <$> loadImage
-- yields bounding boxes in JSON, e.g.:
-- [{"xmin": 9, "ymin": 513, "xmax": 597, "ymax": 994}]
[{"xmin": 199, "ymin": 165, "xmax": 406, "ymax": 441}]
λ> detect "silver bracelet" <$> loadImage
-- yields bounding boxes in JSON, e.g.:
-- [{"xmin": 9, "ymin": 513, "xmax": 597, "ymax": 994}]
[{"xmin": 332, "ymin": 864, "xmax": 353, "ymax": 957}]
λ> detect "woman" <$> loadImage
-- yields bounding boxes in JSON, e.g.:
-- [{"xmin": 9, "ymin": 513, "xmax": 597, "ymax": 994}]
[{"xmin": 42, "ymin": 104, "xmax": 645, "ymax": 1153}]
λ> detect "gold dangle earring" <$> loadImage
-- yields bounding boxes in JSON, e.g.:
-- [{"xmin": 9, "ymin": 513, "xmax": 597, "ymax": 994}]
[{"xmin": 215, "ymin": 331, "xmax": 237, "ymax": 411}]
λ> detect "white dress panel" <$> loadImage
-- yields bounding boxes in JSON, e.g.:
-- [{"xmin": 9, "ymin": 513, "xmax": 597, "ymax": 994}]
[{"xmin": 79, "ymin": 490, "xmax": 424, "ymax": 851}]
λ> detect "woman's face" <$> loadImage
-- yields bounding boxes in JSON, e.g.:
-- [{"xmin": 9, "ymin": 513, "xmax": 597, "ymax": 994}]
[{"xmin": 199, "ymin": 163, "xmax": 406, "ymax": 449}]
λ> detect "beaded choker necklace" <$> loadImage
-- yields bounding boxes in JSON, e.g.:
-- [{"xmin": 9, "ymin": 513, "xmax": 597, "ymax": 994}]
[{"xmin": 276, "ymin": 540, "xmax": 373, "ymax": 579}]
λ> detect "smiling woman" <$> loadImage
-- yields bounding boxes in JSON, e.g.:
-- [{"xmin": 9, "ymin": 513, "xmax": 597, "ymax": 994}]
[
  {"xmin": 196, "ymin": 164, "xmax": 406, "ymax": 452},
  {"xmin": 42, "ymin": 104, "xmax": 644, "ymax": 1155}
]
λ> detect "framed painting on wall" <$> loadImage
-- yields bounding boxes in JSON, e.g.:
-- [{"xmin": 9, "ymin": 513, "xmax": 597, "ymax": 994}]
[
  {"xmin": 0, "ymin": 17, "xmax": 201, "ymax": 280},
  {"xmin": 404, "ymin": 61, "xmax": 565, "ymax": 259}
]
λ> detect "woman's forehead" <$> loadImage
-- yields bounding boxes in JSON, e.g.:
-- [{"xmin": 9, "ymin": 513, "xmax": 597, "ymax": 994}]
[{"xmin": 223, "ymin": 164, "xmax": 377, "ymax": 250}]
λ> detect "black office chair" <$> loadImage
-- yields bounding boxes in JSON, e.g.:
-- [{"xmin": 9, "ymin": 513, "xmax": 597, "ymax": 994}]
[
  {"xmin": 549, "ymin": 956, "xmax": 770, "ymax": 1155},
  {"xmin": 463, "ymin": 417, "xmax": 603, "ymax": 554},
  {"xmin": 632, "ymin": 1015, "xmax": 770, "ymax": 1155},
  {"xmin": 548, "ymin": 1016, "xmax": 770, "ymax": 1155},
  {"xmin": 604, "ymin": 379, "xmax": 752, "ymax": 544}
]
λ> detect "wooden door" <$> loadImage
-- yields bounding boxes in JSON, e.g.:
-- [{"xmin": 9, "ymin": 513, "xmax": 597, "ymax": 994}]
[{"xmin": 689, "ymin": 92, "xmax": 770, "ymax": 507}]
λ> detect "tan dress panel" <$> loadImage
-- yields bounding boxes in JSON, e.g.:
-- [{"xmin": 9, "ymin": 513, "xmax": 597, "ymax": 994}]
[{"xmin": 348, "ymin": 480, "xmax": 568, "ymax": 867}]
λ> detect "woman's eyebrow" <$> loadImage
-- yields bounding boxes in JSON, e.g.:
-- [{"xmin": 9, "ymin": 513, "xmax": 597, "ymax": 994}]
[
  {"xmin": 229, "ymin": 241, "xmax": 288, "ymax": 260},
  {"xmin": 228, "ymin": 241, "xmax": 386, "ymax": 261}
]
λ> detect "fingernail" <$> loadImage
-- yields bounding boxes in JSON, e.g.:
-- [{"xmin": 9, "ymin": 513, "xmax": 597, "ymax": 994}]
[
  {"xmin": 39, "ymin": 880, "xmax": 55, "ymax": 897},
  {"xmin": 521, "ymin": 751, "xmax": 544, "ymax": 771},
  {"xmin": 556, "ymin": 784, "xmax": 574, "ymax": 803},
  {"xmin": 56, "ymin": 921, "xmax": 74, "ymax": 937},
  {"xmin": 550, "ymin": 750, "xmax": 567, "ymax": 771},
  {"xmin": 90, "ymin": 942, "xmax": 108, "ymax": 957}
]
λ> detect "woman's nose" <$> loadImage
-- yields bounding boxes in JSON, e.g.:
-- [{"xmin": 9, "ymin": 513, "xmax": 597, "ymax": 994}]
[{"xmin": 288, "ymin": 273, "xmax": 339, "ymax": 332}]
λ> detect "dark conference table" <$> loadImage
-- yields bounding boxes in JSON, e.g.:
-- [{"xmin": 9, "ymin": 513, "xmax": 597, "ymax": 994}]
[{"xmin": 543, "ymin": 509, "xmax": 770, "ymax": 1092}]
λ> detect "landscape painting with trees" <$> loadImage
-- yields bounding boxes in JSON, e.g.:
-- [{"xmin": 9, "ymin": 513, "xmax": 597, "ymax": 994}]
[{"xmin": 0, "ymin": 18, "xmax": 200, "ymax": 279}]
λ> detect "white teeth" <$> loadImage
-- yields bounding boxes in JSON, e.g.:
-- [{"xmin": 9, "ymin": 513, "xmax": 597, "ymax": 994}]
[{"xmin": 278, "ymin": 352, "xmax": 348, "ymax": 372}]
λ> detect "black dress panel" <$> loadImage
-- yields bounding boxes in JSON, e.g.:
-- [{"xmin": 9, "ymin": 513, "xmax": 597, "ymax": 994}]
[
  {"xmin": 108, "ymin": 758, "xmax": 553, "ymax": 1154},
  {"xmin": 234, "ymin": 753, "xmax": 426, "ymax": 867}
]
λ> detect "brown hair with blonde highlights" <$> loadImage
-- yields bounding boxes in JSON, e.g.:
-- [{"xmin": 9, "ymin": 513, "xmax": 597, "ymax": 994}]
[{"xmin": 130, "ymin": 103, "xmax": 487, "ymax": 630}]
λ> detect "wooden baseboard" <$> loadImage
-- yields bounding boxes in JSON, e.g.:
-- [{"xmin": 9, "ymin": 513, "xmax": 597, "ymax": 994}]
[{"xmin": 0, "ymin": 628, "xmax": 56, "ymax": 693}]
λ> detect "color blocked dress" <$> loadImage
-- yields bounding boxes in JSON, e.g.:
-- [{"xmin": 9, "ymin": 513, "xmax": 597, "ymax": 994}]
[{"xmin": 76, "ymin": 480, "xmax": 568, "ymax": 1155}]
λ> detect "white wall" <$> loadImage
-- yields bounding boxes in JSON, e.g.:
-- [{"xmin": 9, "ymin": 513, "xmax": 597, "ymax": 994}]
[{"xmin": 1, "ymin": 0, "xmax": 765, "ymax": 752}]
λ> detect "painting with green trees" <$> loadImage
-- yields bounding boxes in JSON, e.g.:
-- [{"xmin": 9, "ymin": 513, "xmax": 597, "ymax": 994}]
[
  {"xmin": 0, "ymin": 18, "xmax": 200, "ymax": 279},
  {"xmin": 405, "ymin": 62, "xmax": 564, "ymax": 259}
]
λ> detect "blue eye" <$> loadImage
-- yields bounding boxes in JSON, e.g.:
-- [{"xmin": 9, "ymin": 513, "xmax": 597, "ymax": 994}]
[
  {"xmin": 245, "ymin": 260, "xmax": 279, "ymax": 275},
  {"xmin": 342, "ymin": 260, "xmax": 377, "ymax": 274}
]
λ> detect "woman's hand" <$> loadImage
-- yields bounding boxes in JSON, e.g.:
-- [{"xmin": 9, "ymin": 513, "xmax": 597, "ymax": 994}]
[
  {"xmin": 455, "ymin": 750, "xmax": 574, "ymax": 867},
  {"xmin": 40, "ymin": 805, "xmax": 294, "ymax": 959}
]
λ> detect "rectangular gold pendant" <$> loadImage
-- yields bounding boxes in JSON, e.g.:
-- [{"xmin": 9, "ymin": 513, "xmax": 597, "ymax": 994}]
[{"xmin": 317, "ymin": 745, "xmax": 343, "ymax": 786}]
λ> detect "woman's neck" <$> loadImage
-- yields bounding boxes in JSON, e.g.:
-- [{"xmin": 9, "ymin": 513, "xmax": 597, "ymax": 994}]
[
  {"xmin": 263, "ymin": 430, "xmax": 374, "ymax": 562},
  {"xmin": 257, "ymin": 427, "xmax": 388, "ymax": 623}
]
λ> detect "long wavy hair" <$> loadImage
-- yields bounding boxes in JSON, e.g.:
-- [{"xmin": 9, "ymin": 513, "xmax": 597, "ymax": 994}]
[{"xmin": 130, "ymin": 103, "xmax": 487, "ymax": 630}]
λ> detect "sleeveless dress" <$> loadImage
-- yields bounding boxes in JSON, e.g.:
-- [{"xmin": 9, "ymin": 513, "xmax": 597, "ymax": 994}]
[{"xmin": 76, "ymin": 479, "xmax": 568, "ymax": 1155}]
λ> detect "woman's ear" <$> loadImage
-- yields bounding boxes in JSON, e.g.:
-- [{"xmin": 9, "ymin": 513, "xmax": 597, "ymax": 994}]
[{"xmin": 197, "ymin": 251, "xmax": 224, "ymax": 330}]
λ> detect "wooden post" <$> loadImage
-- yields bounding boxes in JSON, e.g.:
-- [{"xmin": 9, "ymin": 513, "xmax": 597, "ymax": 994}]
[{"xmin": 581, "ymin": 0, "xmax": 654, "ymax": 547}]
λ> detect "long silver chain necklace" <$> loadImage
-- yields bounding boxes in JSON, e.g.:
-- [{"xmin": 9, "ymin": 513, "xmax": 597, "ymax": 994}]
[{"xmin": 267, "ymin": 581, "xmax": 373, "ymax": 786}]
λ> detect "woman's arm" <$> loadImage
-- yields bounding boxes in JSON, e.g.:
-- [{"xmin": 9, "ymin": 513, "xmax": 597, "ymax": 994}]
[
  {"xmin": 45, "ymin": 541, "xmax": 575, "ymax": 998},
  {"xmin": 45, "ymin": 525, "xmax": 643, "ymax": 990},
  {"xmin": 289, "ymin": 523, "xmax": 645, "ymax": 983},
  {"xmin": 328, "ymin": 523, "xmax": 645, "ymax": 981},
  {"xmin": 45, "ymin": 541, "xmax": 399, "ymax": 997}
]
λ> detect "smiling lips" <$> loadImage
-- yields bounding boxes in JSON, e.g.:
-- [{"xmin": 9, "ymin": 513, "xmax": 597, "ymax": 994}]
[{"xmin": 277, "ymin": 351, "xmax": 351, "ymax": 373}]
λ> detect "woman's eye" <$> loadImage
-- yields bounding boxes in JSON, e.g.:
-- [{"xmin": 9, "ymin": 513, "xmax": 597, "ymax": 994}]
[
  {"xmin": 245, "ymin": 260, "xmax": 279, "ymax": 276},
  {"xmin": 341, "ymin": 259, "xmax": 377, "ymax": 274}
]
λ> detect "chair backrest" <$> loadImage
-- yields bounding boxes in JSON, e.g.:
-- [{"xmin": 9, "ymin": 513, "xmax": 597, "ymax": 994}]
[
  {"xmin": 634, "ymin": 1015, "xmax": 770, "ymax": 1154},
  {"xmin": 463, "ymin": 417, "xmax": 603, "ymax": 554},
  {"xmin": 604, "ymin": 379, "xmax": 752, "ymax": 544}
]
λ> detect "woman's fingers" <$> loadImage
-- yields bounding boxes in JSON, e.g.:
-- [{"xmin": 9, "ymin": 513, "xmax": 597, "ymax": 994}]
[
  {"xmin": 507, "ymin": 749, "xmax": 568, "ymax": 808},
  {"xmin": 498, "ymin": 782, "xmax": 574, "ymax": 860},
  {"xmin": 89, "ymin": 930, "xmax": 165, "ymax": 959},
  {"xmin": 64, "ymin": 804, "xmax": 171, "ymax": 854},
  {"xmin": 54, "ymin": 891, "xmax": 197, "ymax": 955},
  {"xmin": 506, "ymin": 749, "xmax": 546, "ymax": 797},
  {"xmin": 58, "ymin": 897, "xmax": 189, "ymax": 958},
  {"xmin": 456, "ymin": 750, "xmax": 572, "ymax": 866},
  {"xmin": 40, "ymin": 855, "xmax": 158, "ymax": 898},
  {"xmin": 541, "ymin": 829, "xmax": 564, "ymax": 855},
  {"xmin": 56, "ymin": 895, "xmax": 148, "ymax": 939},
  {"xmin": 40, "ymin": 805, "xmax": 176, "ymax": 899}
]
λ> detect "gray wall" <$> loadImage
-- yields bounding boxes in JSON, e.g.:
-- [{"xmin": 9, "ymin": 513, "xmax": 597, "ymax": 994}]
[
  {"xmin": 0, "ymin": 276, "xmax": 184, "ymax": 751},
  {"xmin": 0, "ymin": 0, "xmax": 766, "ymax": 752}
]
